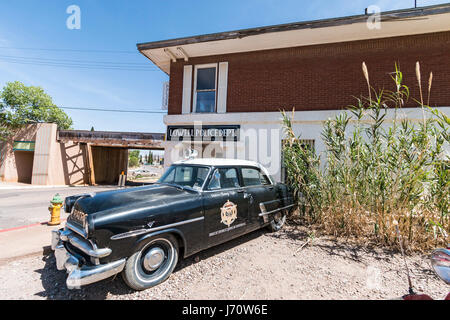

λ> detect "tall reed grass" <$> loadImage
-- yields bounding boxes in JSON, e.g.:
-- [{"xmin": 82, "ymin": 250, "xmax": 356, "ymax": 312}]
[{"xmin": 282, "ymin": 63, "xmax": 449, "ymax": 251}]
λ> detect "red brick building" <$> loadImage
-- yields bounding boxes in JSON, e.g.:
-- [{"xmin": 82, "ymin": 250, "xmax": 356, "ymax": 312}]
[{"xmin": 138, "ymin": 4, "xmax": 450, "ymax": 181}]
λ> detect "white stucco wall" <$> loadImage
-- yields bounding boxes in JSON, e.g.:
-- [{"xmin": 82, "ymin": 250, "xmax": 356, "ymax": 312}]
[{"xmin": 163, "ymin": 107, "xmax": 450, "ymax": 182}]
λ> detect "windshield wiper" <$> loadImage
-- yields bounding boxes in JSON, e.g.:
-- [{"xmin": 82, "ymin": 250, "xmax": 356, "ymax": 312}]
[{"xmin": 160, "ymin": 182, "xmax": 195, "ymax": 192}]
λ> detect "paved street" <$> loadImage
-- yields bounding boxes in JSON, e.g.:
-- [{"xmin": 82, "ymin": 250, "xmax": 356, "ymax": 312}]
[{"xmin": 0, "ymin": 186, "xmax": 119, "ymax": 230}]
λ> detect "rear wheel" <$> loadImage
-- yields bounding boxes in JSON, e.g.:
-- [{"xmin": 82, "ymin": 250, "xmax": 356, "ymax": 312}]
[
  {"xmin": 267, "ymin": 210, "xmax": 286, "ymax": 232},
  {"xmin": 122, "ymin": 234, "xmax": 178, "ymax": 291}
]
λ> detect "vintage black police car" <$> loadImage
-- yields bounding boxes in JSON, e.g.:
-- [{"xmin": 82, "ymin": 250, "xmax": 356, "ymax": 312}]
[{"xmin": 51, "ymin": 158, "xmax": 295, "ymax": 290}]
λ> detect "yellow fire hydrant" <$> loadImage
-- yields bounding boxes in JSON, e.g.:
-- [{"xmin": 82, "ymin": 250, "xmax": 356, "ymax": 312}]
[{"xmin": 48, "ymin": 193, "xmax": 63, "ymax": 226}]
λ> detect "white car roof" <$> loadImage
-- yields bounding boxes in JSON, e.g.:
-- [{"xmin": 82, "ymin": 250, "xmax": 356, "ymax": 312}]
[{"xmin": 174, "ymin": 158, "xmax": 260, "ymax": 167}]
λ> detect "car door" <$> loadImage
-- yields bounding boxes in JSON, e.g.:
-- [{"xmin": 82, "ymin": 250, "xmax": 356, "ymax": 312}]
[
  {"xmin": 202, "ymin": 167, "xmax": 250, "ymax": 247},
  {"xmin": 240, "ymin": 167, "xmax": 279, "ymax": 227}
]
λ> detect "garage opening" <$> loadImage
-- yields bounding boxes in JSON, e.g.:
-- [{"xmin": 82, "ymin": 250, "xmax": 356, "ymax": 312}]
[{"xmin": 90, "ymin": 146, "xmax": 128, "ymax": 185}]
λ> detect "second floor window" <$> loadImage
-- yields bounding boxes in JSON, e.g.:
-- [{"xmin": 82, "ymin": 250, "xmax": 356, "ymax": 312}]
[{"xmin": 194, "ymin": 64, "xmax": 217, "ymax": 113}]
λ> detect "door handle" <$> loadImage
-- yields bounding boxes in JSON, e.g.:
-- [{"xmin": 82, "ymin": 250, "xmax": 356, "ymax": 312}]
[{"xmin": 244, "ymin": 192, "xmax": 254, "ymax": 204}]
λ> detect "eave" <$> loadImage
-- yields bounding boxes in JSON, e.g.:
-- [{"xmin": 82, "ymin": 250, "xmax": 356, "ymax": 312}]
[{"xmin": 137, "ymin": 4, "xmax": 450, "ymax": 74}]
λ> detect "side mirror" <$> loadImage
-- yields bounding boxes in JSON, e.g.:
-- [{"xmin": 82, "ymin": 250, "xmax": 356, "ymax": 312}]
[{"xmin": 430, "ymin": 249, "xmax": 450, "ymax": 284}]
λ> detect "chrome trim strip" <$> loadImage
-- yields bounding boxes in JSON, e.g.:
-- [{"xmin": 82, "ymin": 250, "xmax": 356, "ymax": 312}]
[
  {"xmin": 60, "ymin": 228, "xmax": 111, "ymax": 259},
  {"xmin": 66, "ymin": 221, "xmax": 88, "ymax": 239},
  {"xmin": 111, "ymin": 216, "xmax": 205, "ymax": 240},
  {"xmin": 68, "ymin": 234, "xmax": 112, "ymax": 258},
  {"xmin": 258, "ymin": 204, "xmax": 296, "ymax": 217},
  {"xmin": 261, "ymin": 197, "xmax": 293, "ymax": 206}
]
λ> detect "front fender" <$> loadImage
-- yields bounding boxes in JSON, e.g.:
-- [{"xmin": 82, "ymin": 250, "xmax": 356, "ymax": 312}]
[
  {"xmin": 99, "ymin": 228, "xmax": 188, "ymax": 264},
  {"xmin": 135, "ymin": 228, "xmax": 188, "ymax": 257}
]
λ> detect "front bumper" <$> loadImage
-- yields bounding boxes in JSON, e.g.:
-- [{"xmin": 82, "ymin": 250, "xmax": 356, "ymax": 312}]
[{"xmin": 51, "ymin": 229, "xmax": 126, "ymax": 289}]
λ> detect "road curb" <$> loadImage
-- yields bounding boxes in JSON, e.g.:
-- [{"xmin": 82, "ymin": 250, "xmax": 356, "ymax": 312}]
[
  {"xmin": 0, "ymin": 219, "xmax": 66, "ymax": 233},
  {"xmin": 0, "ymin": 245, "xmax": 53, "ymax": 266}
]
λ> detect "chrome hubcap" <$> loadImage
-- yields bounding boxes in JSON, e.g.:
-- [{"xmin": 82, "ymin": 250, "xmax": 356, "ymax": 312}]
[{"xmin": 143, "ymin": 247, "xmax": 165, "ymax": 271}]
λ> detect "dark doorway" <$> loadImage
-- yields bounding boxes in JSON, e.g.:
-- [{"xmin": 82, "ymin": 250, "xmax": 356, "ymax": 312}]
[{"xmin": 13, "ymin": 151, "xmax": 34, "ymax": 184}]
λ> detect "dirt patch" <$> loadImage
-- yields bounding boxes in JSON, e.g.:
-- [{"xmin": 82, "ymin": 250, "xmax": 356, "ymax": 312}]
[{"xmin": 0, "ymin": 225, "xmax": 447, "ymax": 300}]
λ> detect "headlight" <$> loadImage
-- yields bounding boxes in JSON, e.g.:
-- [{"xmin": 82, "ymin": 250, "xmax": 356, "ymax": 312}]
[
  {"xmin": 64, "ymin": 197, "xmax": 76, "ymax": 213},
  {"xmin": 430, "ymin": 249, "xmax": 450, "ymax": 284}
]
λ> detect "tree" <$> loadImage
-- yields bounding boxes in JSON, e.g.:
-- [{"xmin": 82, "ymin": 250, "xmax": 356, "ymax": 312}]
[
  {"xmin": 149, "ymin": 151, "xmax": 153, "ymax": 165},
  {"xmin": 0, "ymin": 81, "xmax": 73, "ymax": 140},
  {"xmin": 128, "ymin": 150, "xmax": 140, "ymax": 168},
  {"xmin": 90, "ymin": 126, "xmax": 95, "ymax": 131}
]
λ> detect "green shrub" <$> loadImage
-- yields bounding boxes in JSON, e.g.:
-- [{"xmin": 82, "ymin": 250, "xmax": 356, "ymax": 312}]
[{"xmin": 282, "ymin": 63, "xmax": 449, "ymax": 251}]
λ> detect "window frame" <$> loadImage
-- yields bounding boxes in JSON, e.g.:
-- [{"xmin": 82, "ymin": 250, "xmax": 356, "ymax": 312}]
[{"xmin": 193, "ymin": 63, "xmax": 218, "ymax": 113}]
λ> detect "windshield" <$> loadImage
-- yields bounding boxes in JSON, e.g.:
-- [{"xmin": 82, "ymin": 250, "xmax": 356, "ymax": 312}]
[{"xmin": 158, "ymin": 165, "xmax": 210, "ymax": 190}]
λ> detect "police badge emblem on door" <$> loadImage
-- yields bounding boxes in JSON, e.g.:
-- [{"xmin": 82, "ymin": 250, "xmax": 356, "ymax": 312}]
[{"xmin": 220, "ymin": 200, "xmax": 237, "ymax": 227}]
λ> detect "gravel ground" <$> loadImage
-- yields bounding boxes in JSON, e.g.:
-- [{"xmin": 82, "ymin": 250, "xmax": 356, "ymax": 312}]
[{"xmin": 0, "ymin": 225, "xmax": 448, "ymax": 300}]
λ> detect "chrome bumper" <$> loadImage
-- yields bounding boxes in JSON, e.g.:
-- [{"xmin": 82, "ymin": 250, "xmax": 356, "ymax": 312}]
[{"xmin": 51, "ymin": 229, "xmax": 125, "ymax": 290}]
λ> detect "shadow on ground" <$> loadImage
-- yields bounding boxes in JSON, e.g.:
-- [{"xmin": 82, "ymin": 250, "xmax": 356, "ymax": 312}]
[{"xmin": 34, "ymin": 228, "xmax": 267, "ymax": 300}]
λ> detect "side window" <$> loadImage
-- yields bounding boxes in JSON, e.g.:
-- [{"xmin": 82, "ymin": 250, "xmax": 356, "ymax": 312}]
[
  {"xmin": 207, "ymin": 168, "xmax": 240, "ymax": 190},
  {"xmin": 241, "ymin": 168, "xmax": 271, "ymax": 186}
]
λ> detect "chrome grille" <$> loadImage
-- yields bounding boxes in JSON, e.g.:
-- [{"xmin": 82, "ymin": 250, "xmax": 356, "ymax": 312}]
[{"xmin": 68, "ymin": 207, "xmax": 87, "ymax": 229}]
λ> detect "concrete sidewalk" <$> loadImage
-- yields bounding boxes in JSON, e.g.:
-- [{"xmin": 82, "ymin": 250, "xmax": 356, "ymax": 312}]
[{"xmin": 0, "ymin": 222, "xmax": 61, "ymax": 263}]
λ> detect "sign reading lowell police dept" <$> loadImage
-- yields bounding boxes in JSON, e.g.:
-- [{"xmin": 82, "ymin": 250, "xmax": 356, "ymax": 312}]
[{"xmin": 167, "ymin": 125, "xmax": 240, "ymax": 141}]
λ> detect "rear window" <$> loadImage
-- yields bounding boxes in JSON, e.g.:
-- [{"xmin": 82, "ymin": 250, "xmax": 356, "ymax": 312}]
[{"xmin": 241, "ymin": 168, "xmax": 271, "ymax": 186}]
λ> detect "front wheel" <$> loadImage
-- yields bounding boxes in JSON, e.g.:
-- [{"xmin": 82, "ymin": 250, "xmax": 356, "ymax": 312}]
[
  {"xmin": 267, "ymin": 210, "xmax": 286, "ymax": 232},
  {"xmin": 122, "ymin": 234, "xmax": 178, "ymax": 291}
]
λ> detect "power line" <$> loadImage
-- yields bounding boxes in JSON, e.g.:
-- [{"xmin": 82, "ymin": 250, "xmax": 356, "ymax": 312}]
[
  {"xmin": 0, "ymin": 54, "xmax": 156, "ymax": 67},
  {"xmin": 0, "ymin": 58, "xmax": 160, "ymax": 71},
  {"xmin": 57, "ymin": 106, "xmax": 167, "ymax": 114},
  {"xmin": 0, "ymin": 46, "xmax": 136, "ymax": 54}
]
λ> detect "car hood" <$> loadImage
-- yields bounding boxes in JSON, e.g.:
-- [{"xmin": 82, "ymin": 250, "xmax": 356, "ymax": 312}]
[{"xmin": 73, "ymin": 184, "xmax": 196, "ymax": 215}]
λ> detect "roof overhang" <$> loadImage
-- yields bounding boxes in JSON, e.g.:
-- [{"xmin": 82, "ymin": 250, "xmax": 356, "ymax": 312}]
[{"xmin": 137, "ymin": 4, "xmax": 450, "ymax": 74}]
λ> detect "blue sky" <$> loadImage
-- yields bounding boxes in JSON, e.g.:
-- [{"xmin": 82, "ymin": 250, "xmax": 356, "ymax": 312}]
[{"xmin": 0, "ymin": 0, "xmax": 447, "ymax": 133}]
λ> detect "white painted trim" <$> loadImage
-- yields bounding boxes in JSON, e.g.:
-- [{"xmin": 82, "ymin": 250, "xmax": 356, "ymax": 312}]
[
  {"xmin": 176, "ymin": 47, "xmax": 189, "ymax": 62},
  {"xmin": 181, "ymin": 65, "xmax": 193, "ymax": 114},
  {"xmin": 217, "ymin": 62, "xmax": 228, "ymax": 114},
  {"xmin": 163, "ymin": 48, "xmax": 177, "ymax": 62},
  {"xmin": 193, "ymin": 63, "xmax": 218, "ymax": 113},
  {"xmin": 165, "ymin": 107, "xmax": 450, "ymax": 126}
]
